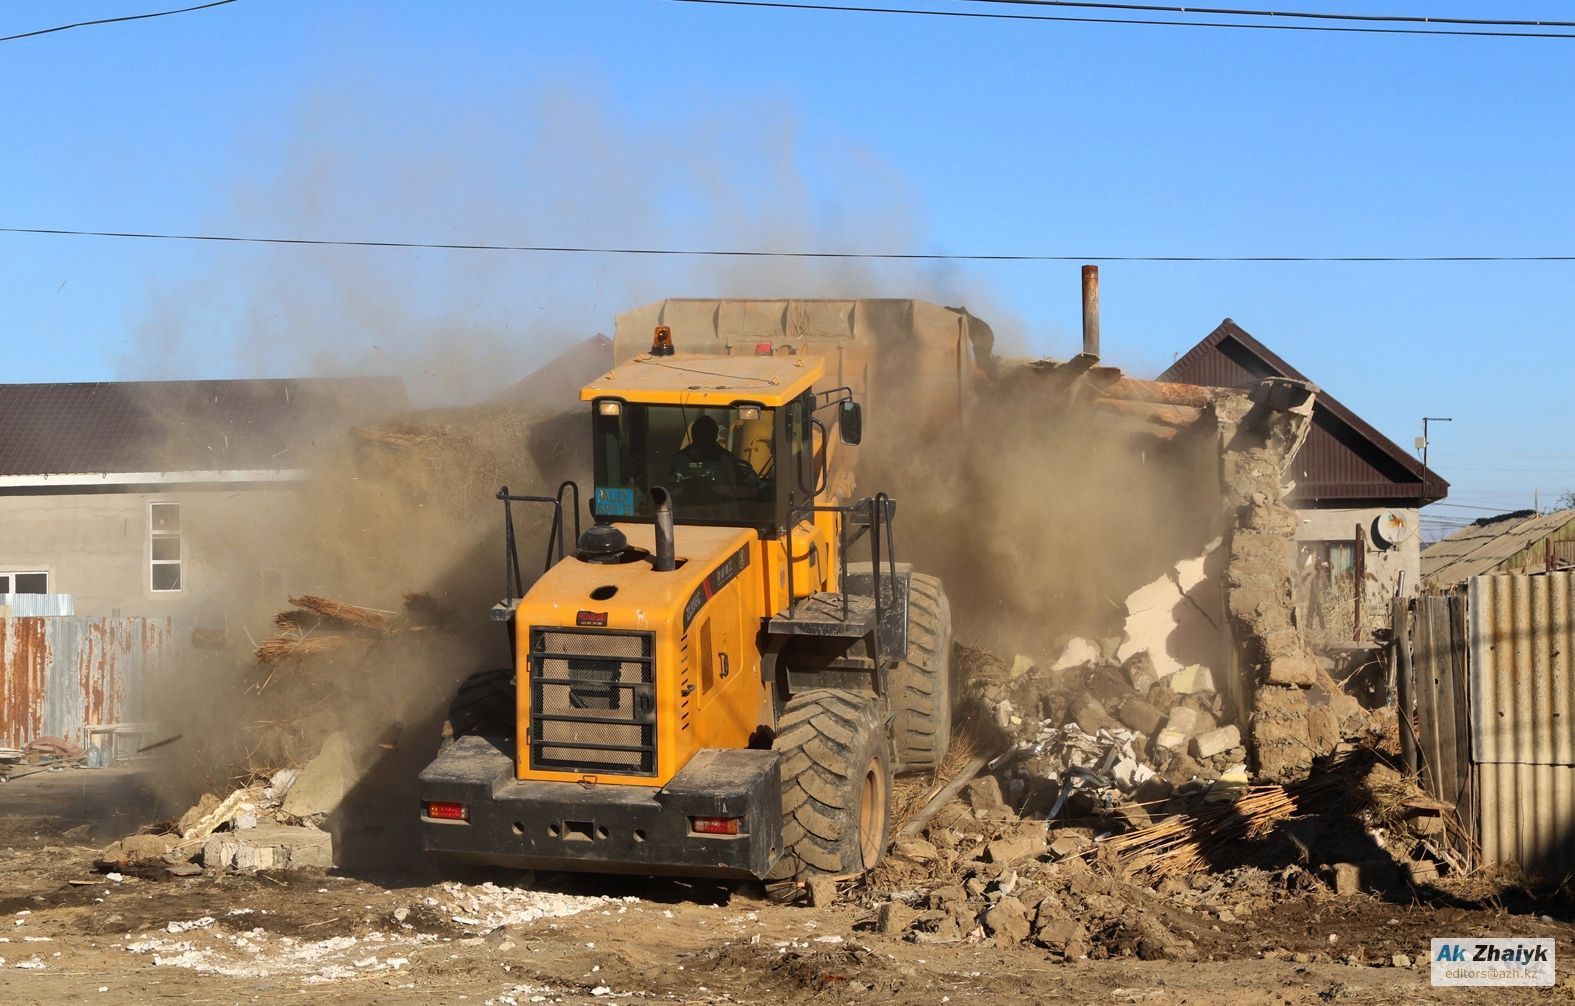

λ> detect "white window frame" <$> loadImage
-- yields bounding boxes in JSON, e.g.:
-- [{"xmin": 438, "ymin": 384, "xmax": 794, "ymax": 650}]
[
  {"xmin": 0, "ymin": 571, "xmax": 50, "ymax": 594},
  {"xmin": 149, "ymin": 502, "xmax": 183, "ymax": 593}
]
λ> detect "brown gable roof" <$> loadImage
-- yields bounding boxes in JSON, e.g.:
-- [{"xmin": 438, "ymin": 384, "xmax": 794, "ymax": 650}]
[
  {"xmin": 1159, "ymin": 319, "xmax": 1447, "ymax": 506},
  {"xmin": 0, "ymin": 377, "xmax": 406, "ymax": 478}
]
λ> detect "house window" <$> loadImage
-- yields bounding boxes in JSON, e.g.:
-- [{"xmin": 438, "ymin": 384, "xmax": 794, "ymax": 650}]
[
  {"xmin": 1299, "ymin": 540, "xmax": 1357, "ymax": 640},
  {"xmin": 150, "ymin": 502, "xmax": 182, "ymax": 592},
  {"xmin": 0, "ymin": 571, "xmax": 49, "ymax": 594}
]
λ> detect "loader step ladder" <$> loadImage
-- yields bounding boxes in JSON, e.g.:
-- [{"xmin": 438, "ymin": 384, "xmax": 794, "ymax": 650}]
[{"xmin": 769, "ymin": 593, "xmax": 878, "ymax": 638}]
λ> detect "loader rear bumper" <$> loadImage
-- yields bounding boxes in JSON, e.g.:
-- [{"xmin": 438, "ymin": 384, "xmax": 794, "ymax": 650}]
[{"xmin": 418, "ymin": 737, "xmax": 783, "ymax": 879}]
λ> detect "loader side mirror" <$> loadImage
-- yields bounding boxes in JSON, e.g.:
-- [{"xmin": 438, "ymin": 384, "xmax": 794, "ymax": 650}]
[{"xmin": 838, "ymin": 401, "xmax": 863, "ymax": 446}]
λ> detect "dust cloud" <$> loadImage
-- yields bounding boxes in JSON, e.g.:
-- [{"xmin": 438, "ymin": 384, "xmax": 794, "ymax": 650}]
[
  {"xmin": 122, "ymin": 83, "xmax": 1040, "ymax": 858},
  {"xmin": 859, "ymin": 358, "xmax": 1225, "ymax": 666},
  {"xmin": 121, "ymin": 83, "xmax": 1026, "ymax": 405},
  {"xmin": 117, "ymin": 79, "xmax": 1218, "ymax": 863}
]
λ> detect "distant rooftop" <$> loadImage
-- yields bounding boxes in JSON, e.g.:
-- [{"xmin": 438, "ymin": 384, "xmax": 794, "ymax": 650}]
[
  {"xmin": 1421, "ymin": 508, "xmax": 1575, "ymax": 589},
  {"xmin": 0, "ymin": 377, "xmax": 406, "ymax": 479}
]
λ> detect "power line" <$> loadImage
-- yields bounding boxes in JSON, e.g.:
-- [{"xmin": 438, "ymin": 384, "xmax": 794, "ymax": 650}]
[
  {"xmin": 1426, "ymin": 502, "xmax": 1524, "ymax": 513},
  {"xmin": 1434, "ymin": 453, "xmax": 1575, "ymax": 461},
  {"xmin": 664, "ymin": 0, "xmax": 1575, "ymax": 38},
  {"xmin": 955, "ymin": 1, "xmax": 1575, "ymax": 29},
  {"xmin": 0, "ymin": 0, "xmax": 240, "ymax": 44},
  {"xmin": 6, "ymin": 225, "xmax": 1575, "ymax": 262},
  {"xmin": 1434, "ymin": 466, "xmax": 1575, "ymax": 473}
]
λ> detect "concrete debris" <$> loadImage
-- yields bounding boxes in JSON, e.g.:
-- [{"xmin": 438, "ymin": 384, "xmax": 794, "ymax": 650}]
[
  {"xmin": 983, "ymin": 896, "xmax": 1031, "ymax": 946},
  {"xmin": 884, "ymin": 833, "xmax": 1242, "ymax": 961},
  {"xmin": 805, "ymin": 876, "xmax": 840, "ymax": 908},
  {"xmin": 1191, "ymin": 725, "xmax": 1242, "ymax": 760},
  {"xmin": 1121, "ymin": 652, "xmax": 1158, "ymax": 693},
  {"xmin": 1115, "ymin": 698, "xmax": 1164, "ymax": 737},
  {"xmin": 1085, "ymin": 667, "xmax": 1133, "ymax": 707},
  {"xmin": 110, "ymin": 729, "xmax": 369, "ymax": 875},
  {"xmin": 1047, "ymin": 833, "xmax": 1092, "ymax": 860},
  {"xmin": 1168, "ymin": 665, "xmax": 1216, "ymax": 696},
  {"xmin": 892, "ymin": 837, "xmax": 940, "ymax": 863},
  {"xmin": 281, "ymin": 732, "xmax": 359, "ymax": 819},
  {"xmin": 969, "ymin": 644, "xmax": 1245, "ymax": 826},
  {"xmin": 176, "ymin": 794, "xmax": 220, "ymax": 836},
  {"xmin": 877, "ymin": 901, "xmax": 915, "ymax": 935},
  {"xmin": 1162, "ymin": 706, "xmax": 1204, "ymax": 739},
  {"xmin": 963, "ymin": 776, "xmax": 1006, "ymax": 814},
  {"xmin": 202, "ymin": 824, "xmax": 333, "ymax": 873},
  {"xmin": 1070, "ymin": 695, "xmax": 1117, "ymax": 735},
  {"xmin": 984, "ymin": 826, "xmax": 1046, "ymax": 866},
  {"xmin": 264, "ymin": 768, "xmax": 299, "ymax": 802},
  {"xmin": 179, "ymin": 789, "xmax": 253, "ymax": 848},
  {"xmin": 1052, "ymin": 638, "xmax": 1100, "ymax": 671},
  {"xmin": 1407, "ymin": 813, "xmax": 1445, "ymax": 837},
  {"xmin": 1406, "ymin": 860, "xmax": 1440, "ymax": 884},
  {"xmin": 1152, "ymin": 728, "xmax": 1189, "ymax": 755}
]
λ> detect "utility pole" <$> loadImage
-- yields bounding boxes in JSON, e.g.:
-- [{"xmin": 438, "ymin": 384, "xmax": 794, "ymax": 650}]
[{"xmin": 1417, "ymin": 416, "xmax": 1453, "ymax": 498}]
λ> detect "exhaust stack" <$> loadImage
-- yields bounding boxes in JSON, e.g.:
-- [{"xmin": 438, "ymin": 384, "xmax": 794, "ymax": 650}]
[
  {"xmin": 1081, "ymin": 264, "xmax": 1100, "ymax": 359},
  {"xmin": 651, "ymin": 486, "xmax": 676, "ymax": 572}
]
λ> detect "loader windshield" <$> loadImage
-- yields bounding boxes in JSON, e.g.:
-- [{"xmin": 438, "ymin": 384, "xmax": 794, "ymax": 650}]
[{"xmin": 592, "ymin": 402, "xmax": 778, "ymax": 526}]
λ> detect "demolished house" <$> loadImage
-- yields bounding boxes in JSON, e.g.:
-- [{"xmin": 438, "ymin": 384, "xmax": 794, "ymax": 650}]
[
  {"xmin": 1161, "ymin": 320, "xmax": 1448, "ymax": 644},
  {"xmin": 97, "ymin": 286, "xmax": 1453, "ymax": 901}
]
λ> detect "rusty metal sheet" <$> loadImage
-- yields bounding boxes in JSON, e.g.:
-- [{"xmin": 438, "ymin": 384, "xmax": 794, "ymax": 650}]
[
  {"xmin": 1469, "ymin": 572, "xmax": 1575, "ymax": 870},
  {"xmin": 0, "ymin": 618, "xmax": 48, "ymax": 749},
  {"xmin": 0, "ymin": 616, "xmax": 173, "ymax": 750}
]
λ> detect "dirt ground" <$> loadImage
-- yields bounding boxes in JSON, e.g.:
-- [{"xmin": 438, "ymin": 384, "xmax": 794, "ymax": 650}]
[{"xmin": 1, "ymin": 768, "xmax": 1572, "ymax": 1005}]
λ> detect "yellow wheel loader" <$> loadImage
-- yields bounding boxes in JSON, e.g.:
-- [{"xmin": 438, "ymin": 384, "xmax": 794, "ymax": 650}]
[{"xmin": 419, "ymin": 327, "xmax": 953, "ymax": 880}]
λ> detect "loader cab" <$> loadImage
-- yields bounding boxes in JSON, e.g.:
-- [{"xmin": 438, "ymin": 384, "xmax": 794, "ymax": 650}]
[
  {"xmin": 582, "ymin": 345, "xmax": 838, "ymax": 537},
  {"xmin": 590, "ymin": 393, "xmax": 812, "ymax": 537}
]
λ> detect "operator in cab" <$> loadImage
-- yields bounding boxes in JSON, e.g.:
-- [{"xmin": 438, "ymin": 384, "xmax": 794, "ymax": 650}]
[{"xmin": 670, "ymin": 414, "xmax": 760, "ymax": 516}]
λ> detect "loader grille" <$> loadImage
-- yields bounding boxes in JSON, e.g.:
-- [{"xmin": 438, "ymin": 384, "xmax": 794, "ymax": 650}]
[{"xmin": 528, "ymin": 628, "xmax": 656, "ymax": 776}]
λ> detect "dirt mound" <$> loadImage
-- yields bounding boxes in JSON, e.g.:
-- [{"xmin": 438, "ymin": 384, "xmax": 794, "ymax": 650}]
[{"xmin": 692, "ymin": 940, "xmax": 901, "ymax": 998}]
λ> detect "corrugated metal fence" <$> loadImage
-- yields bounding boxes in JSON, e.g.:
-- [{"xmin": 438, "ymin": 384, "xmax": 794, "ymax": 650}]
[
  {"xmin": 0, "ymin": 617, "xmax": 174, "ymax": 750},
  {"xmin": 1468, "ymin": 573, "xmax": 1575, "ymax": 872}
]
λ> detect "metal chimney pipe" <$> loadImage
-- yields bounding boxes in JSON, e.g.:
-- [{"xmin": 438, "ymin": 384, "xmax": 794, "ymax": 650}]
[
  {"xmin": 651, "ymin": 486, "xmax": 676, "ymax": 572},
  {"xmin": 1081, "ymin": 264, "xmax": 1100, "ymax": 359}
]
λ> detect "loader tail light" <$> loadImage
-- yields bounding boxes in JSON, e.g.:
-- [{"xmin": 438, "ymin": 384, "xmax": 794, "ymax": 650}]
[
  {"xmin": 425, "ymin": 800, "xmax": 469, "ymax": 822},
  {"xmin": 690, "ymin": 815, "xmax": 742, "ymax": 836},
  {"xmin": 754, "ymin": 341, "xmax": 773, "ymax": 356}
]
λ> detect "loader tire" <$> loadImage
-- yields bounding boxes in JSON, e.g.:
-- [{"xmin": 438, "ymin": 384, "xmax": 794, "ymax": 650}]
[
  {"xmin": 890, "ymin": 573, "xmax": 952, "ymax": 773},
  {"xmin": 440, "ymin": 668, "xmax": 515, "ymax": 746},
  {"xmin": 769, "ymin": 689, "xmax": 892, "ymax": 880}
]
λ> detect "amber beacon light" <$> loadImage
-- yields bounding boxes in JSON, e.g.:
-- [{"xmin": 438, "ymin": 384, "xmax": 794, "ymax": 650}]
[{"xmin": 651, "ymin": 325, "xmax": 675, "ymax": 356}]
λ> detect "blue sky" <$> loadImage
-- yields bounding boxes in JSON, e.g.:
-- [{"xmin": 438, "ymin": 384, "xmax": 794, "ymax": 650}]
[{"xmin": 2, "ymin": 1, "xmax": 1573, "ymax": 527}]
